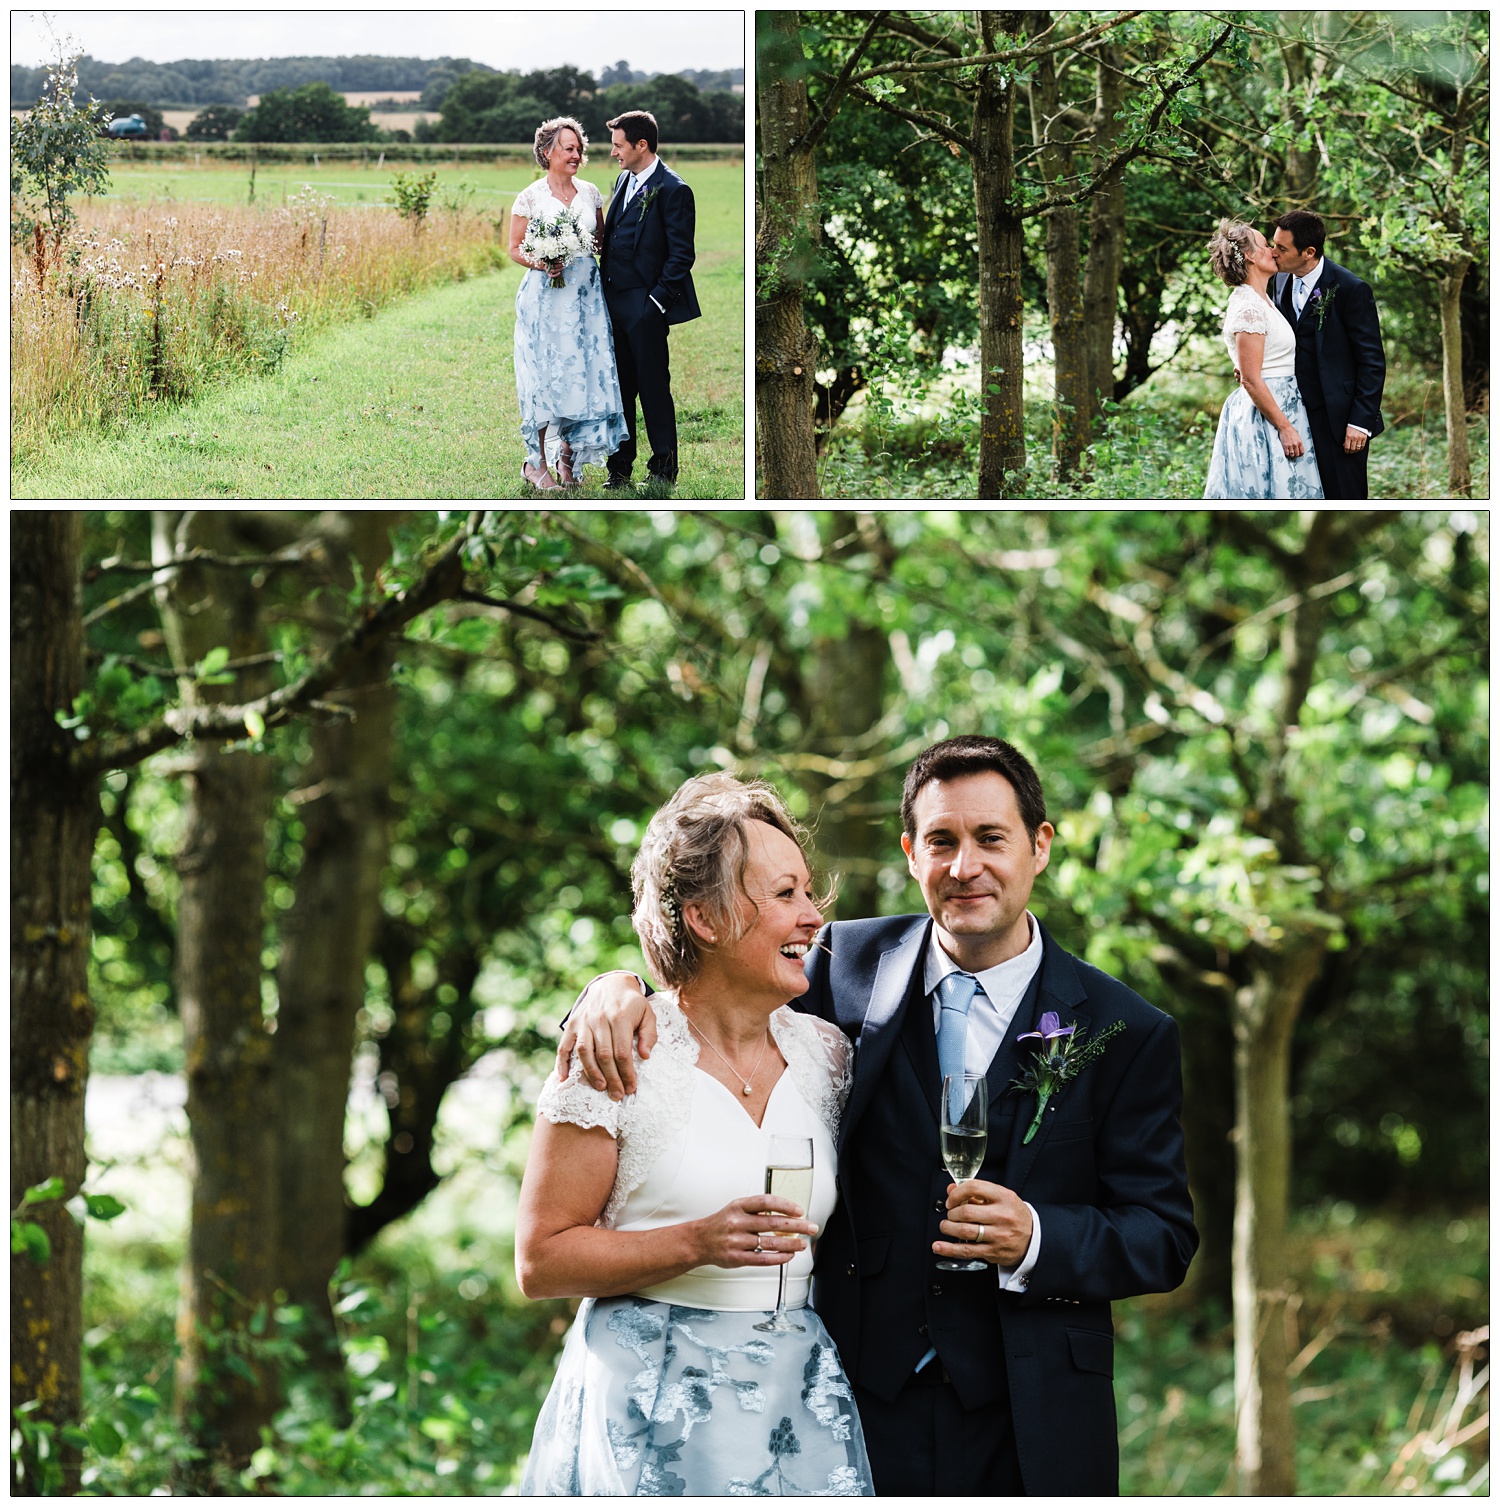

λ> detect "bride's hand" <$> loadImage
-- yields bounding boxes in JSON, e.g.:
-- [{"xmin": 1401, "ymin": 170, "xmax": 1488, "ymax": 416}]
[
  {"xmin": 1278, "ymin": 423, "xmax": 1304, "ymax": 459},
  {"xmin": 695, "ymin": 1195, "xmax": 818, "ymax": 1269}
]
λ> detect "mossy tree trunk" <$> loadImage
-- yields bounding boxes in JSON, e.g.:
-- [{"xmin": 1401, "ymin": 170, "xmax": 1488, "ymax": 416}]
[
  {"xmin": 1232, "ymin": 943, "xmax": 1325, "ymax": 1493},
  {"xmin": 973, "ymin": 11, "xmax": 1029, "ymax": 497},
  {"xmin": 274, "ymin": 512, "xmax": 399, "ymax": 1382},
  {"xmin": 755, "ymin": 10, "xmax": 821, "ymax": 499},
  {"xmin": 1081, "ymin": 41, "xmax": 1126, "ymax": 423},
  {"xmin": 11, "ymin": 513, "xmax": 95, "ymax": 1494},
  {"xmin": 1028, "ymin": 11, "xmax": 1091, "ymax": 480},
  {"xmin": 154, "ymin": 510, "xmax": 281, "ymax": 1479}
]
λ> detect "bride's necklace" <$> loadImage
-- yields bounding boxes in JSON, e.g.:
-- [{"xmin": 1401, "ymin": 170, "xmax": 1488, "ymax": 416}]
[
  {"xmin": 686, "ymin": 1016, "xmax": 771, "ymax": 1096},
  {"xmin": 547, "ymin": 174, "xmax": 577, "ymax": 204}
]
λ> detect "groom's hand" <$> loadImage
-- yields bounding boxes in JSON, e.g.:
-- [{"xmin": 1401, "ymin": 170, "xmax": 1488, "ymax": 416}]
[
  {"xmin": 935, "ymin": 1179, "xmax": 1033, "ymax": 1266},
  {"xmin": 1344, "ymin": 426, "xmax": 1368, "ymax": 452}
]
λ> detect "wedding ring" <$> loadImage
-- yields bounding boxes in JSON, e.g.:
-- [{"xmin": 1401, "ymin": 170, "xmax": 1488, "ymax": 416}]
[{"xmin": 754, "ymin": 1234, "xmax": 764, "ymax": 1253}]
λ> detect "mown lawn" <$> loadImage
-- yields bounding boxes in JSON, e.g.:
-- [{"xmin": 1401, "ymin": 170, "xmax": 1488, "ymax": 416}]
[{"xmin": 13, "ymin": 159, "xmax": 744, "ymax": 500}]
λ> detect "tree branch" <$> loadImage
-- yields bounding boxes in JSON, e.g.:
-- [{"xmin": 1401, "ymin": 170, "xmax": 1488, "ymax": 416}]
[
  {"xmin": 1020, "ymin": 20, "xmax": 1235, "ymax": 219},
  {"xmin": 801, "ymin": 11, "xmax": 888, "ymax": 155},
  {"xmin": 72, "ymin": 513, "xmax": 485, "ymax": 778},
  {"xmin": 453, "ymin": 588, "xmax": 601, "ymax": 642}
]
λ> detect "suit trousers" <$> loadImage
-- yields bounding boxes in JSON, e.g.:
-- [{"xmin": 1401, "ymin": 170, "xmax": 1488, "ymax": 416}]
[
  {"xmin": 604, "ymin": 286, "xmax": 677, "ymax": 479},
  {"xmin": 1306, "ymin": 403, "xmax": 1370, "ymax": 499},
  {"xmin": 854, "ymin": 1374, "xmax": 1025, "ymax": 1496}
]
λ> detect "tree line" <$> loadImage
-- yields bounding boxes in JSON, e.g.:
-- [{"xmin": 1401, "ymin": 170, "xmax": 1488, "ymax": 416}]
[
  {"xmin": 756, "ymin": 10, "xmax": 1488, "ymax": 499},
  {"xmin": 13, "ymin": 510, "xmax": 1485, "ymax": 1494},
  {"xmin": 10, "ymin": 54, "xmax": 490, "ymax": 109}
]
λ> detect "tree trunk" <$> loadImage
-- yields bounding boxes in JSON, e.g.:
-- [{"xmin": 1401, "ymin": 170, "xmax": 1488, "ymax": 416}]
[
  {"xmin": 973, "ymin": 12, "xmax": 1028, "ymax": 497},
  {"xmin": 1028, "ymin": 12, "xmax": 1090, "ymax": 479},
  {"xmin": 154, "ymin": 511, "xmax": 280, "ymax": 1478},
  {"xmin": 755, "ymin": 10, "xmax": 821, "ymax": 499},
  {"xmin": 345, "ymin": 925, "xmax": 482, "ymax": 1253},
  {"xmin": 1280, "ymin": 39, "xmax": 1318, "ymax": 202},
  {"xmin": 1438, "ymin": 260, "xmax": 1474, "ymax": 498},
  {"xmin": 274, "ymin": 513, "xmax": 398, "ymax": 1378},
  {"xmin": 11, "ymin": 513, "xmax": 94, "ymax": 1494},
  {"xmin": 1233, "ymin": 943, "xmax": 1325, "ymax": 1494},
  {"xmin": 1082, "ymin": 42, "xmax": 1126, "ymax": 421},
  {"xmin": 798, "ymin": 513, "xmax": 894, "ymax": 923}
]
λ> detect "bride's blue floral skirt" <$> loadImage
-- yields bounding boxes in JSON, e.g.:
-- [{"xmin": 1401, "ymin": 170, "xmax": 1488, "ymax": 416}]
[
  {"xmin": 520, "ymin": 1295, "xmax": 875, "ymax": 1496},
  {"xmin": 514, "ymin": 256, "xmax": 629, "ymax": 473},
  {"xmin": 1204, "ymin": 376, "xmax": 1325, "ymax": 500}
]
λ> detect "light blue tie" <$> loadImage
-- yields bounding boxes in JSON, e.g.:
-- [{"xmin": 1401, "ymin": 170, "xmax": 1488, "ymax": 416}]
[
  {"xmin": 936, "ymin": 971, "xmax": 977, "ymax": 1118},
  {"xmin": 1293, "ymin": 277, "xmax": 1306, "ymax": 318}
]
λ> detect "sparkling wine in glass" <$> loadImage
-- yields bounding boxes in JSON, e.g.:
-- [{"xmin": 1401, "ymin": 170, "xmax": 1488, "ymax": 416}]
[
  {"xmin": 938, "ymin": 1072, "xmax": 989, "ymax": 1272},
  {"xmin": 753, "ymin": 1134, "xmax": 814, "ymax": 1333}
]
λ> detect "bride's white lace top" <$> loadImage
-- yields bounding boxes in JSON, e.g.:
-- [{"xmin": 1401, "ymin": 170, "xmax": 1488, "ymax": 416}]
[
  {"xmin": 539, "ymin": 994, "xmax": 853, "ymax": 1311},
  {"xmin": 511, "ymin": 177, "xmax": 604, "ymax": 242},
  {"xmin": 1222, "ymin": 284, "xmax": 1297, "ymax": 377}
]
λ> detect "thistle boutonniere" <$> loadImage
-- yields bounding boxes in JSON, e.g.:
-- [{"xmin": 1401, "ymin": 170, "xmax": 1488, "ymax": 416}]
[
  {"xmin": 635, "ymin": 184, "xmax": 663, "ymax": 223},
  {"xmin": 1009, "ymin": 1012, "xmax": 1126, "ymax": 1144},
  {"xmin": 1305, "ymin": 283, "xmax": 1337, "ymax": 331}
]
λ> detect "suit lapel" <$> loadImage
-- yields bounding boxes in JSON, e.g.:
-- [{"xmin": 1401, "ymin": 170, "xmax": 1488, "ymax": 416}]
[
  {"xmin": 603, "ymin": 170, "xmax": 629, "ymax": 235},
  {"xmin": 1004, "ymin": 926, "xmax": 1090, "ymax": 1196},
  {"xmin": 838, "ymin": 918, "xmax": 930, "ymax": 1151}
]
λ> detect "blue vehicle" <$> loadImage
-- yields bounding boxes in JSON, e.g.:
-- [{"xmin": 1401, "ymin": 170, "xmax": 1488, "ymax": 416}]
[{"xmin": 106, "ymin": 114, "xmax": 150, "ymax": 139}]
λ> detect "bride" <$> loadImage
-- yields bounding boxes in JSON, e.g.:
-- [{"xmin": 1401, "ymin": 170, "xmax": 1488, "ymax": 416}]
[
  {"xmin": 509, "ymin": 116, "xmax": 629, "ymax": 491},
  {"xmin": 1203, "ymin": 218, "xmax": 1324, "ymax": 500},
  {"xmin": 515, "ymin": 774, "xmax": 874, "ymax": 1495}
]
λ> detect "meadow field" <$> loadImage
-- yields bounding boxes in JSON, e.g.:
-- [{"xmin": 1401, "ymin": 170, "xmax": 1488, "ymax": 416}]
[{"xmin": 13, "ymin": 157, "xmax": 745, "ymax": 499}]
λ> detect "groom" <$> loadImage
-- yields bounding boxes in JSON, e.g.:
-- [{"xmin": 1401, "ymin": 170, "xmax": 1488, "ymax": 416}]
[
  {"xmin": 599, "ymin": 109, "xmax": 701, "ymax": 491},
  {"xmin": 1270, "ymin": 209, "xmax": 1387, "ymax": 499},
  {"xmin": 563, "ymin": 736, "xmax": 1198, "ymax": 1495}
]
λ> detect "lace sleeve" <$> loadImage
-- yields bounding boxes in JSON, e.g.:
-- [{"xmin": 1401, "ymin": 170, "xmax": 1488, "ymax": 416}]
[
  {"xmin": 1223, "ymin": 286, "xmax": 1270, "ymax": 338},
  {"xmin": 772, "ymin": 1009, "xmax": 854, "ymax": 1143},
  {"xmin": 511, "ymin": 180, "xmax": 541, "ymax": 221},
  {"xmin": 537, "ymin": 1055, "xmax": 622, "ymax": 1136}
]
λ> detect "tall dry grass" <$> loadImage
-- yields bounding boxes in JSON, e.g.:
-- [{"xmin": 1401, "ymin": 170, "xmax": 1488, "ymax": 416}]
[{"xmin": 12, "ymin": 188, "xmax": 504, "ymax": 460}]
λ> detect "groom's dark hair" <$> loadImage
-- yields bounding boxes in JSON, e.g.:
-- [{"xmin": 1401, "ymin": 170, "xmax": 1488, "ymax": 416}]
[
  {"xmin": 901, "ymin": 735, "xmax": 1048, "ymax": 849},
  {"xmin": 607, "ymin": 110, "xmax": 659, "ymax": 154},
  {"xmin": 1273, "ymin": 209, "xmax": 1326, "ymax": 256}
]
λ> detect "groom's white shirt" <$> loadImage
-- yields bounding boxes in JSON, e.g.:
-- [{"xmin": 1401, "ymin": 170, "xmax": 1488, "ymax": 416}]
[
  {"xmin": 1276, "ymin": 259, "xmax": 1369, "ymax": 437},
  {"xmin": 618, "ymin": 154, "xmax": 666, "ymax": 313},
  {"xmin": 922, "ymin": 915, "xmax": 1044, "ymax": 1293}
]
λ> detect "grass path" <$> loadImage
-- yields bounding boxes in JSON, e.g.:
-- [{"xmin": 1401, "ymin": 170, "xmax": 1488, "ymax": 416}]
[{"xmin": 14, "ymin": 260, "xmax": 744, "ymax": 501}]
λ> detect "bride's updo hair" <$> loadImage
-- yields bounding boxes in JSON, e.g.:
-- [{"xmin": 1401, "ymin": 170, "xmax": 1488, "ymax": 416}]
[
  {"xmin": 1209, "ymin": 219, "xmax": 1257, "ymax": 287},
  {"xmin": 533, "ymin": 116, "xmax": 589, "ymax": 172},
  {"xmin": 631, "ymin": 773, "xmax": 833, "ymax": 987}
]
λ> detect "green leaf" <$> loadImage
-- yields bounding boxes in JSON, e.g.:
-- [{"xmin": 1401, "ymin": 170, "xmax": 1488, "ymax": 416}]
[
  {"xmin": 244, "ymin": 710, "xmax": 266, "ymax": 741},
  {"xmin": 419, "ymin": 1415, "xmax": 459, "ymax": 1443},
  {"xmin": 224, "ymin": 1353, "xmax": 258, "ymax": 1385},
  {"xmin": 83, "ymin": 1193, "xmax": 126, "ymax": 1221},
  {"xmin": 22, "ymin": 1176, "xmax": 67, "ymax": 1205},
  {"xmin": 86, "ymin": 1417, "xmax": 124, "ymax": 1458},
  {"xmin": 12, "ymin": 1218, "xmax": 51, "ymax": 1264},
  {"xmin": 198, "ymin": 646, "xmax": 230, "ymax": 676}
]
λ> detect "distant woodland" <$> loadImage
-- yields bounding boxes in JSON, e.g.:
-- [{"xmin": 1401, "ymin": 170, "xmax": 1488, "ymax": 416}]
[{"xmin": 9, "ymin": 54, "xmax": 744, "ymax": 110}]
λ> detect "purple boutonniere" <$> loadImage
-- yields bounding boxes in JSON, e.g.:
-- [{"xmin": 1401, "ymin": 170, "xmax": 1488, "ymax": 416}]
[
  {"xmin": 635, "ymin": 185, "xmax": 663, "ymax": 223},
  {"xmin": 1009, "ymin": 1012, "xmax": 1126, "ymax": 1144},
  {"xmin": 1305, "ymin": 284, "xmax": 1337, "ymax": 331}
]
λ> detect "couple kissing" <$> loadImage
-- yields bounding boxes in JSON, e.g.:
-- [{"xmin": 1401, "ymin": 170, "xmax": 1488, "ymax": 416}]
[{"xmin": 1206, "ymin": 208, "xmax": 1387, "ymax": 501}]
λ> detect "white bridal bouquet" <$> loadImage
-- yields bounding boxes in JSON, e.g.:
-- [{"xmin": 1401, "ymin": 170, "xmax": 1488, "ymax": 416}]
[{"xmin": 520, "ymin": 207, "xmax": 594, "ymax": 289}]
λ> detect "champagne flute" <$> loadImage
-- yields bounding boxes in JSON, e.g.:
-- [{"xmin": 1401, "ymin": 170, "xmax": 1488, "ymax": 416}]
[
  {"xmin": 753, "ymin": 1134, "xmax": 814, "ymax": 1333},
  {"xmin": 937, "ymin": 1072, "xmax": 989, "ymax": 1272}
]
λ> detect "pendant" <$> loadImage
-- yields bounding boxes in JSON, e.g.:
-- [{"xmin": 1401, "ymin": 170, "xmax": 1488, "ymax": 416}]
[{"xmin": 743, "ymin": 1083, "xmax": 752, "ymax": 1096}]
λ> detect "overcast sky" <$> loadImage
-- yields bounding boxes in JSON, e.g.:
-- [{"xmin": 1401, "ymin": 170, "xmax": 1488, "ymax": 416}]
[{"xmin": 12, "ymin": 10, "xmax": 745, "ymax": 74}]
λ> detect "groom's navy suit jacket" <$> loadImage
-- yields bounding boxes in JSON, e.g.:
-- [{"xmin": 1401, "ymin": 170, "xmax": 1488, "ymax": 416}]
[
  {"xmin": 799, "ymin": 914, "xmax": 1197, "ymax": 1497},
  {"xmin": 600, "ymin": 160, "xmax": 701, "ymax": 325},
  {"xmin": 1275, "ymin": 260, "xmax": 1386, "ymax": 492}
]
